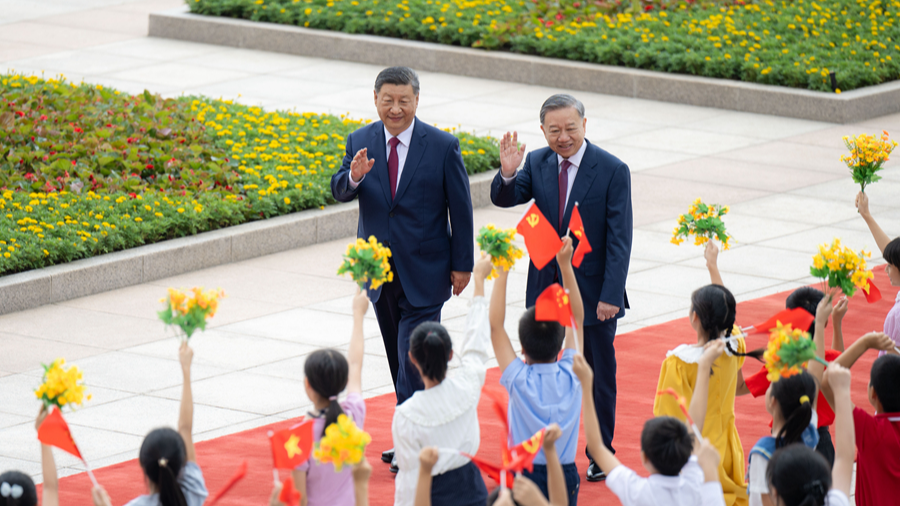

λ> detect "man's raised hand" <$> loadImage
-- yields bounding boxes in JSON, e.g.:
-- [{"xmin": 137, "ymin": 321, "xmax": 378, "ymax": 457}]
[
  {"xmin": 350, "ymin": 148, "xmax": 375, "ymax": 183},
  {"xmin": 499, "ymin": 131, "xmax": 526, "ymax": 178}
]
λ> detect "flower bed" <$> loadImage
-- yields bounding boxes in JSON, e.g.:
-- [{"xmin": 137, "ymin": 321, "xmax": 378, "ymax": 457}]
[
  {"xmin": 0, "ymin": 74, "xmax": 499, "ymax": 276},
  {"xmin": 190, "ymin": 0, "xmax": 900, "ymax": 93}
]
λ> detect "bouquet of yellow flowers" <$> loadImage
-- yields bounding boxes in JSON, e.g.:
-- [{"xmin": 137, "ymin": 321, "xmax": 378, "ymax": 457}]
[
  {"xmin": 34, "ymin": 358, "xmax": 91, "ymax": 410},
  {"xmin": 764, "ymin": 323, "xmax": 826, "ymax": 382},
  {"xmin": 841, "ymin": 131, "xmax": 897, "ymax": 192},
  {"xmin": 671, "ymin": 198, "xmax": 733, "ymax": 249},
  {"xmin": 158, "ymin": 287, "xmax": 225, "ymax": 341},
  {"xmin": 337, "ymin": 236, "xmax": 393, "ymax": 290},
  {"xmin": 810, "ymin": 238, "xmax": 874, "ymax": 298},
  {"xmin": 476, "ymin": 224, "xmax": 524, "ymax": 280},
  {"xmin": 313, "ymin": 414, "xmax": 372, "ymax": 471}
]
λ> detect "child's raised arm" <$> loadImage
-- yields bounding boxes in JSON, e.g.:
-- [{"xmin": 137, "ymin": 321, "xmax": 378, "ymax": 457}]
[
  {"xmin": 558, "ymin": 237, "xmax": 584, "ymax": 351},
  {"xmin": 831, "ymin": 296, "xmax": 848, "ymax": 353},
  {"xmin": 347, "ymin": 288, "xmax": 368, "ymax": 395},
  {"xmin": 705, "ymin": 241, "xmax": 724, "ymax": 287},
  {"xmin": 415, "ymin": 447, "xmax": 439, "ymax": 506},
  {"xmin": 809, "ymin": 288, "xmax": 838, "ymax": 385},
  {"xmin": 689, "ymin": 340, "xmax": 726, "ymax": 434},
  {"xmin": 36, "ymin": 407, "xmax": 59, "ymax": 506},
  {"xmin": 857, "ymin": 192, "xmax": 893, "ymax": 254},
  {"xmin": 489, "ymin": 255, "xmax": 517, "ymax": 373},
  {"xmin": 825, "ymin": 364, "xmax": 854, "ymax": 497},
  {"xmin": 821, "ymin": 332, "xmax": 895, "ymax": 406},
  {"xmin": 572, "ymin": 354, "xmax": 620, "ymax": 474},
  {"xmin": 352, "ymin": 457, "xmax": 372, "ymax": 506},
  {"xmin": 178, "ymin": 342, "xmax": 196, "ymax": 463},
  {"xmin": 541, "ymin": 424, "xmax": 567, "ymax": 506}
]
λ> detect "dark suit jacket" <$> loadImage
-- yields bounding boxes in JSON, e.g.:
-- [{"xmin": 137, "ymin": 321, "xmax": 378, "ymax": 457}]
[
  {"xmin": 490, "ymin": 140, "xmax": 632, "ymax": 326},
  {"xmin": 331, "ymin": 118, "xmax": 474, "ymax": 307}
]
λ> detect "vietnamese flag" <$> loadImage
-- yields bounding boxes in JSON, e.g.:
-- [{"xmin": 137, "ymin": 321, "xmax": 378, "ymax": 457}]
[
  {"xmin": 863, "ymin": 279, "xmax": 882, "ymax": 303},
  {"xmin": 37, "ymin": 407, "xmax": 83, "ymax": 459},
  {"xmin": 569, "ymin": 204, "xmax": 592, "ymax": 268},
  {"xmin": 746, "ymin": 307, "xmax": 815, "ymax": 335},
  {"xmin": 270, "ymin": 420, "xmax": 314, "ymax": 469},
  {"xmin": 517, "ymin": 201, "xmax": 562, "ymax": 270},
  {"xmin": 535, "ymin": 283, "xmax": 575, "ymax": 328}
]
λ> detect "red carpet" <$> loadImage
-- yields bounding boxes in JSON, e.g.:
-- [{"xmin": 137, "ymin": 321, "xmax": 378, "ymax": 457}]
[{"xmin": 43, "ymin": 266, "xmax": 897, "ymax": 505}]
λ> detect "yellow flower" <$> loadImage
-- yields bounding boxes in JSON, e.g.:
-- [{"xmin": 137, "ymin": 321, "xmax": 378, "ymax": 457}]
[{"xmin": 35, "ymin": 358, "xmax": 90, "ymax": 410}]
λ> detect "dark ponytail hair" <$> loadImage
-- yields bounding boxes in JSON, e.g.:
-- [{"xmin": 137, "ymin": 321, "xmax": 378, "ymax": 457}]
[
  {"xmin": 0, "ymin": 471, "xmax": 37, "ymax": 506},
  {"xmin": 767, "ymin": 444, "xmax": 831, "ymax": 506},
  {"xmin": 139, "ymin": 428, "xmax": 188, "ymax": 506},
  {"xmin": 410, "ymin": 322, "xmax": 452, "ymax": 383},
  {"xmin": 785, "ymin": 287, "xmax": 824, "ymax": 335},
  {"xmin": 304, "ymin": 349, "xmax": 349, "ymax": 436},
  {"xmin": 691, "ymin": 284, "xmax": 764, "ymax": 361},
  {"xmin": 771, "ymin": 371, "xmax": 817, "ymax": 448}
]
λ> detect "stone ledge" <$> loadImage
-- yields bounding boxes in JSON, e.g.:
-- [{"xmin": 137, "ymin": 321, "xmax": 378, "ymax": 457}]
[
  {"xmin": 0, "ymin": 172, "xmax": 495, "ymax": 315},
  {"xmin": 148, "ymin": 7, "xmax": 900, "ymax": 123}
]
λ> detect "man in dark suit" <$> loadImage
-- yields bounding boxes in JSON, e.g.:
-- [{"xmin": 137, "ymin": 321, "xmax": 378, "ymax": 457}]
[
  {"xmin": 490, "ymin": 94, "xmax": 632, "ymax": 482},
  {"xmin": 331, "ymin": 67, "xmax": 474, "ymax": 471}
]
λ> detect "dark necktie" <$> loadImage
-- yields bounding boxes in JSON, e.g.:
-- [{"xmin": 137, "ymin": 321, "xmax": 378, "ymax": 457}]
[
  {"xmin": 388, "ymin": 137, "xmax": 401, "ymax": 200},
  {"xmin": 559, "ymin": 159, "xmax": 571, "ymax": 231}
]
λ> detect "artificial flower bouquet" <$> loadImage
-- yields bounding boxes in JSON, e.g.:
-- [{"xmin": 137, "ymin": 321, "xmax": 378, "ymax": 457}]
[
  {"xmin": 810, "ymin": 238, "xmax": 874, "ymax": 298},
  {"xmin": 337, "ymin": 236, "xmax": 393, "ymax": 290},
  {"xmin": 34, "ymin": 358, "xmax": 90, "ymax": 410},
  {"xmin": 764, "ymin": 323, "xmax": 826, "ymax": 382},
  {"xmin": 841, "ymin": 131, "xmax": 897, "ymax": 192},
  {"xmin": 476, "ymin": 224, "xmax": 524, "ymax": 279},
  {"xmin": 158, "ymin": 287, "xmax": 225, "ymax": 341},
  {"xmin": 313, "ymin": 414, "xmax": 371, "ymax": 471},
  {"xmin": 671, "ymin": 198, "xmax": 733, "ymax": 249}
]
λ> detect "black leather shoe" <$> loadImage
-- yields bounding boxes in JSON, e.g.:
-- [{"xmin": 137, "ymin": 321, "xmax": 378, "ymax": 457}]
[
  {"xmin": 382, "ymin": 448, "xmax": 394, "ymax": 464},
  {"xmin": 390, "ymin": 456, "xmax": 399, "ymax": 474},
  {"xmin": 586, "ymin": 461, "xmax": 606, "ymax": 482}
]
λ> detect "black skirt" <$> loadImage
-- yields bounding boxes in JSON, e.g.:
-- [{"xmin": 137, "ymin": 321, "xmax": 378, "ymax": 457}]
[{"xmin": 431, "ymin": 461, "xmax": 488, "ymax": 506}]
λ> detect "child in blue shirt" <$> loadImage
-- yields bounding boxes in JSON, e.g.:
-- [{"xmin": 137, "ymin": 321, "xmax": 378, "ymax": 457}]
[{"xmin": 489, "ymin": 237, "xmax": 585, "ymax": 505}]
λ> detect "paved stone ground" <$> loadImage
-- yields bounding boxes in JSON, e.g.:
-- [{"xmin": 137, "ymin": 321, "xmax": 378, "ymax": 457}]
[{"xmin": 2, "ymin": 0, "xmax": 899, "ymax": 488}]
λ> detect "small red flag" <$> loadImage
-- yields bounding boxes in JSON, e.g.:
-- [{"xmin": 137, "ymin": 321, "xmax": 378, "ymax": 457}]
[
  {"xmin": 863, "ymin": 280, "xmax": 882, "ymax": 304},
  {"xmin": 279, "ymin": 476, "xmax": 302, "ymax": 506},
  {"xmin": 504, "ymin": 428, "xmax": 545, "ymax": 474},
  {"xmin": 206, "ymin": 461, "xmax": 248, "ymax": 506},
  {"xmin": 517, "ymin": 201, "xmax": 563, "ymax": 270},
  {"xmin": 569, "ymin": 204, "xmax": 592, "ymax": 268},
  {"xmin": 535, "ymin": 283, "xmax": 575, "ymax": 328},
  {"xmin": 37, "ymin": 407, "xmax": 82, "ymax": 459},
  {"xmin": 270, "ymin": 420, "xmax": 314, "ymax": 470},
  {"xmin": 746, "ymin": 308, "xmax": 815, "ymax": 335},
  {"xmin": 464, "ymin": 452, "xmax": 508, "ymax": 485}
]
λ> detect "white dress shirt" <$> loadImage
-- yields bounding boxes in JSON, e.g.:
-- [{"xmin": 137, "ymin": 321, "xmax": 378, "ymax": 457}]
[
  {"xmin": 348, "ymin": 119, "xmax": 416, "ymax": 190},
  {"xmin": 501, "ymin": 139, "xmax": 587, "ymax": 210},
  {"xmin": 391, "ymin": 296, "xmax": 492, "ymax": 506},
  {"xmin": 605, "ymin": 457, "xmax": 726, "ymax": 506}
]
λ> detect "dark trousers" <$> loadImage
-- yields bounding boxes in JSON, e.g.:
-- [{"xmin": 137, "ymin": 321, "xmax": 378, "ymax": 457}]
[
  {"xmin": 371, "ymin": 269, "xmax": 442, "ymax": 405},
  {"xmin": 816, "ymin": 426, "xmax": 835, "ymax": 468},
  {"xmin": 522, "ymin": 463, "xmax": 581, "ymax": 506},
  {"xmin": 582, "ymin": 319, "xmax": 618, "ymax": 456},
  {"xmin": 431, "ymin": 461, "xmax": 488, "ymax": 506}
]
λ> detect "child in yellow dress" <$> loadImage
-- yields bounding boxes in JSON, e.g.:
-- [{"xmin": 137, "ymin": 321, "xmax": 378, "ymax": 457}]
[{"xmin": 654, "ymin": 242, "xmax": 757, "ymax": 506}]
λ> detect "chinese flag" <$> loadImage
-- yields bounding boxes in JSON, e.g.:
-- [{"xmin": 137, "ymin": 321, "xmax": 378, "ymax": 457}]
[
  {"xmin": 747, "ymin": 308, "xmax": 814, "ymax": 335},
  {"xmin": 279, "ymin": 476, "xmax": 302, "ymax": 506},
  {"xmin": 863, "ymin": 280, "xmax": 882, "ymax": 304},
  {"xmin": 535, "ymin": 283, "xmax": 575, "ymax": 328},
  {"xmin": 569, "ymin": 204, "xmax": 592, "ymax": 268},
  {"xmin": 270, "ymin": 420, "xmax": 314, "ymax": 469},
  {"xmin": 517, "ymin": 201, "xmax": 562, "ymax": 270},
  {"xmin": 37, "ymin": 407, "xmax": 82, "ymax": 459}
]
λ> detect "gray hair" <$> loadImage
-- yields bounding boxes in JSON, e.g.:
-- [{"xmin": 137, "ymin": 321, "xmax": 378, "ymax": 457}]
[
  {"xmin": 540, "ymin": 94, "xmax": 585, "ymax": 124},
  {"xmin": 375, "ymin": 66, "xmax": 420, "ymax": 95}
]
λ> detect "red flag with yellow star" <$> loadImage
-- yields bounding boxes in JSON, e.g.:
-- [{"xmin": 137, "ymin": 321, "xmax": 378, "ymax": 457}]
[
  {"xmin": 270, "ymin": 420, "xmax": 314, "ymax": 469},
  {"xmin": 569, "ymin": 204, "xmax": 592, "ymax": 268},
  {"xmin": 535, "ymin": 283, "xmax": 575, "ymax": 328},
  {"xmin": 517, "ymin": 201, "xmax": 562, "ymax": 270}
]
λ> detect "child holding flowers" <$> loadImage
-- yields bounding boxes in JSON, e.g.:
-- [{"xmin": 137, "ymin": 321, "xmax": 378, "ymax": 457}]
[
  {"xmin": 0, "ymin": 409, "xmax": 60, "ymax": 506},
  {"xmin": 856, "ymin": 191, "xmax": 900, "ymax": 354},
  {"xmin": 292, "ymin": 288, "xmax": 369, "ymax": 506}
]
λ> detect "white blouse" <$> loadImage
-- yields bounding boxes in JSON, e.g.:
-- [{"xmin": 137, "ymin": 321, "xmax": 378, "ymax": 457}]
[{"xmin": 391, "ymin": 296, "xmax": 492, "ymax": 506}]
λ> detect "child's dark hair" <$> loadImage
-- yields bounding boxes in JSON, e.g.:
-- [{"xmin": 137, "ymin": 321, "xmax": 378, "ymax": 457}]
[
  {"xmin": 0, "ymin": 471, "xmax": 37, "ymax": 506},
  {"xmin": 771, "ymin": 371, "xmax": 817, "ymax": 448},
  {"xmin": 518, "ymin": 306, "xmax": 565, "ymax": 363},
  {"xmin": 410, "ymin": 322, "xmax": 452, "ymax": 382},
  {"xmin": 139, "ymin": 428, "xmax": 188, "ymax": 506},
  {"xmin": 691, "ymin": 284, "xmax": 764, "ymax": 361},
  {"xmin": 785, "ymin": 287, "xmax": 824, "ymax": 335},
  {"xmin": 641, "ymin": 417, "xmax": 694, "ymax": 476},
  {"xmin": 884, "ymin": 237, "xmax": 900, "ymax": 268},
  {"xmin": 304, "ymin": 349, "xmax": 349, "ymax": 436},
  {"xmin": 871, "ymin": 354, "xmax": 900, "ymax": 413},
  {"xmin": 766, "ymin": 444, "xmax": 831, "ymax": 506}
]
